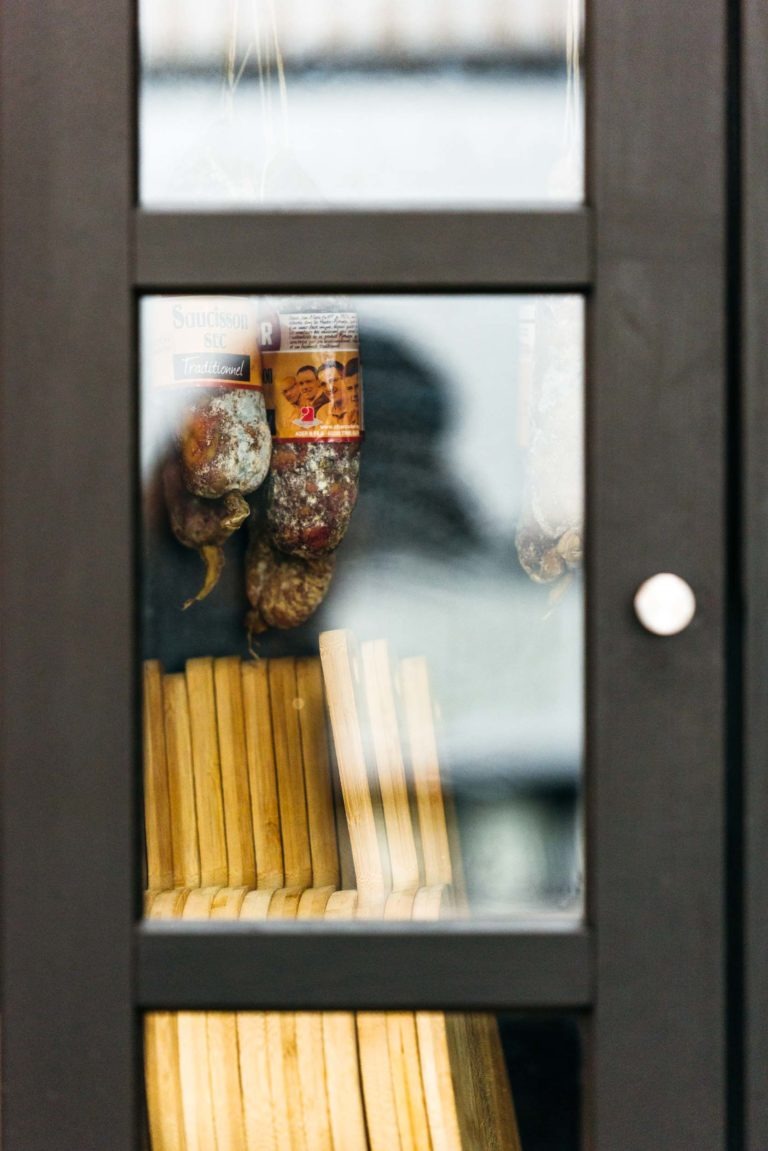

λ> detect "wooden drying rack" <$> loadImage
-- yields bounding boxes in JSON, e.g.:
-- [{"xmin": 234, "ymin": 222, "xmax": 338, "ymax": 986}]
[{"xmin": 143, "ymin": 632, "xmax": 522, "ymax": 1151}]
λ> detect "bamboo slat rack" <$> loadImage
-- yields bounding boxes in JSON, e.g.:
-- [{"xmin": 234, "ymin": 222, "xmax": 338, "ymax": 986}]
[{"xmin": 143, "ymin": 633, "xmax": 522, "ymax": 1151}]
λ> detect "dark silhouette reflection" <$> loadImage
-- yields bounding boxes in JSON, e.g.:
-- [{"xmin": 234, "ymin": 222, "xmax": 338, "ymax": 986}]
[
  {"xmin": 142, "ymin": 327, "xmax": 482, "ymax": 669},
  {"xmin": 347, "ymin": 330, "xmax": 481, "ymax": 558}
]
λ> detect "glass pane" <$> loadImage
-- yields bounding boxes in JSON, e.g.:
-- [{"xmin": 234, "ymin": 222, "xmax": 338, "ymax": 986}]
[
  {"xmin": 140, "ymin": 0, "xmax": 585, "ymax": 208},
  {"xmin": 144, "ymin": 997, "xmax": 582, "ymax": 1151},
  {"xmin": 141, "ymin": 295, "xmax": 583, "ymax": 919}
]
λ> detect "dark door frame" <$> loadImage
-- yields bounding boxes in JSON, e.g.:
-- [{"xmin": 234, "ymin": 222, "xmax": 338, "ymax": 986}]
[
  {"xmin": 743, "ymin": 1, "xmax": 767, "ymax": 1149},
  {"xmin": 0, "ymin": 2, "xmax": 731, "ymax": 1148}
]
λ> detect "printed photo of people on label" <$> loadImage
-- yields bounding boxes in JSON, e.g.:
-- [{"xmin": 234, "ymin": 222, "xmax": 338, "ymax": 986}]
[{"xmin": 270, "ymin": 350, "xmax": 362, "ymax": 441}]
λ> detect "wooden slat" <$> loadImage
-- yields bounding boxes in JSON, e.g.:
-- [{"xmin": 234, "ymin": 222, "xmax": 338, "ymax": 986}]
[
  {"xmin": 242, "ymin": 660, "xmax": 285, "ymax": 890},
  {"xmin": 209, "ymin": 887, "xmax": 250, "ymax": 1151},
  {"xmin": 296, "ymin": 658, "xmax": 340, "ymax": 889},
  {"xmin": 401, "ymin": 663, "xmax": 522, "ymax": 1151},
  {"xmin": 399, "ymin": 659, "xmax": 452, "ymax": 890},
  {"xmin": 385, "ymin": 892, "xmax": 432, "ymax": 1151},
  {"xmin": 238, "ymin": 890, "xmax": 279, "ymax": 1151},
  {"xmin": 178, "ymin": 888, "xmax": 223, "ymax": 1151},
  {"xmin": 186, "ymin": 658, "xmax": 228, "ymax": 887},
  {"xmin": 163, "ymin": 674, "xmax": 201, "ymax": 888},
  {"xmin": 412, "ymin": 888, "xmax": 463, "ymax": 1151},
  {"xmin": 214, "ymin": 657, "xmax": 257, "ymax": 887},
  {"xmin": 267, "ymin": 887, "xmax": 308, "ymax": 1151},
  {"xmin": 145, "ymin": 888, "xmax": 190, "ymax": 1151},
  {"xmin": 295, "ymin": 887, "xmax": 336, "ymax": 1151},
  {"xmin": 329, "ymin": 735, "xmax": 356, "ymax": 892},
  {"xmin": 320, "ymin": 630, "xmax": 389, "ymax": 908},
  {"xmin": 362, "ymin": 642, "xmax": 420, "ymax": 894},
  {"xmin": 322, "ymin": 891, "xmax": 369, "ymax": 1151},
  {"xmin": 268, "ymin": 659, "xmax": 313, "ymax": 890},
  {"xmin": 143, "ymin": 661, "xmax": 174, "ymax": 892}
]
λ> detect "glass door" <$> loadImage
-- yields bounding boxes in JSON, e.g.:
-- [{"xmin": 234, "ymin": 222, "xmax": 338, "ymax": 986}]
[{"xmin": 0, "ymin": 1, "xmax": 730, "ymax": 1148}]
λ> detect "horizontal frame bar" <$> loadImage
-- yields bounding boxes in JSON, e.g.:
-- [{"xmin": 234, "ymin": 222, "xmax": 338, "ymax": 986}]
[
  {"xmin": 134, "ymin": 208, "xmax": 592, "ymax": 290},
  {"xmin": 137, "ymin": 922, "xmax": 592, "ymax": 1011}
]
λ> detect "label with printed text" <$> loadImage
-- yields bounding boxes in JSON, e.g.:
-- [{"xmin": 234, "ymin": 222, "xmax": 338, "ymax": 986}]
[
  {"xmin": 260, "ymin": 310, "xmax": 362, "ymax": 442},
  {"xmin": 146, "ymin": 296, "xmax": 262, "ymax": 390}
]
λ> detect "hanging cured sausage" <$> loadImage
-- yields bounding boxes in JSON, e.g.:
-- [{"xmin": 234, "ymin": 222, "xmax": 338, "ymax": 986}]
[{"xmin": 260, "ymin": 298, "xmax": 362, "ymax": 561}]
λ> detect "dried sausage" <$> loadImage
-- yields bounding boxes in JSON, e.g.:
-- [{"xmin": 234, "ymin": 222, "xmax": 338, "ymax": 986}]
[
  {"xmin": 163, "ymin": 455, "xmax": 249, "ymax": 608},
  {"xmin": 245, "ymin": 527, "xmax": 335, "ymax": 636},
  {"xmin": 180, "ymin": 388, "xmax": 271, "ymax": 500},
  {"xmin": 260, "ymin": 300, "xmax": 362, "ymax": 560},
  {"xmin": 266, "ymin": 440, "xmax": 360, "ymax": 559}
]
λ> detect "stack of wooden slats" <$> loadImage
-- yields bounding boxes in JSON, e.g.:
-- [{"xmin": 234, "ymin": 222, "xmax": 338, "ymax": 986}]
[{"xmin": 143, "ymin": 632, "xmax": 522, "ymax": 1151}]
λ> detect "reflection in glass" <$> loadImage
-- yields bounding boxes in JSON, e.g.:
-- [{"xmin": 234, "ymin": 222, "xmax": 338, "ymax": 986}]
[
  {"xmin": 141, "ymin": 295, "xmax": 583, "ymax": 918},
  {"xmin": 144, "ymin": 997, "xmax": 582, "ymax": 1151},
  {"xmin": 140, "ymin": 0, "xmax": 584, "ymax": 207}
]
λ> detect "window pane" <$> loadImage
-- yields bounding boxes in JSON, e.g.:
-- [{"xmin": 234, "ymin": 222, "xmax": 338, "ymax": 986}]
[
  {"xmin": 140, "ymin": 0, "xmax": 585, "ymax": 208},
  {"xmin": 141, "ymin": 295, "xmax": 583, "ymax": 919},
  {"xmin": 144, "ymin": 998, "xmax": 582, "ymax": 1151}
]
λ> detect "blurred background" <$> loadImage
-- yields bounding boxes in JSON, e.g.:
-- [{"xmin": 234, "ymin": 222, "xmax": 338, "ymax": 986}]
[
  {"xmin": 140, "ymin": 0, "xmax": 584, "ymax": 207},
  {"xmin": 141, "ymin": 0, "xmax": 577, "ymax": 67}
]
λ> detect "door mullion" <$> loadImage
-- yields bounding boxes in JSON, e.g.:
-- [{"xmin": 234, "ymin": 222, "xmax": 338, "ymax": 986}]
[{"xmin": 588, "ymin": 0, "xmax": 728, "ymax": 1148}]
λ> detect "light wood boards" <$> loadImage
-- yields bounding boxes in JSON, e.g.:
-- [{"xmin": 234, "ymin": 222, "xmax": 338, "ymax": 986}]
[
  {"xmin": 410, "ymin": 837, "xmax": 522, "ymax": 1151},
  {"xmin": 268, "ymin": 659, "xmax": 313, "ymax": 891},
  {"xmin": 362, "ymin": 644, "xmax": 431, "ymax": 1151},
  {"xmin": 145, "ymin": 888, "xmax": 190, "ymax": 1151},
  {"xmin": 446, "ymin": 1014, "xmax": 523, "ymax": 1151},
  {"xmin": 209, "ymin": 886, "xmax": 249, "ymax": 1151},
  {"xmin": 268, "ymin": 886, "xmax": 308, "ymax": 1151},
  {"xmin": 362, "ymin": 641, "xmax": 420, "ymax": 895},
  {"xmin": 323, "ymin": 891, "xmax": 369, "ymax": 1151},
  {"xmin": 319, "ymin": 631, "xmax": 389, "ymax": 909},
  {"xmin": 142, "ymin": 646, "xmax": 522, "ymax": 1151},
  {"xmin": 399, "ymin": 657, "xmax": 453, "ymax": 890},
  {"xmin": 186, "ymin": 658, "xmax": 228, "ymax": 887},
  {"xmin": 143, "ymin": 662, "xmax": 174, "ymax": 892},
  {"xmin": 413, "ymin": 886, "xmax": 464, "ymax": 1151},
  {"xmin": 238, "ymin": 889, "xmax": 279, "ymax": 1151},
  {"xmin": 214, "ymin": 656, "xmax": 257, "ymax": 887},
  {"xmin": 178, "ymin": 887, "xmax": 222, "ymax": 1151},
  {"xmin": 163, "ymin": 673, "xmax": 201, "ymax": 888},
  {"xmin": 296, "ymin": 658, "xmax": 340, "ymax": 890},
  {"xmin": 385, "ymin": 892, "xmax": 433, "ymax": 1151},
  {"xmin": 295, "ymin": 887, "xmax": 336, "ymax": 1151},
  {"xmin": 242, "ymin": 660, "xmax": 284, "ymax": 890},
  {"xmin": 324, "ymin": 635, "xmax": 431, "ymax": 1151}
]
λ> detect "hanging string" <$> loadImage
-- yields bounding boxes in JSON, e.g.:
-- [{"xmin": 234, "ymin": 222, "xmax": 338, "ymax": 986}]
[
  {"xmin": 267, "ymin": 0, "xmax": 290, "ymax": 146},
  {"xmin": 222, "ymin": 0, "xmax": 257, "ymax": 120},
  {"xmin": 222, "ymin": 0, "xmax": 239, "ymax": 118},
  {"xmin": 251, "ymin": 0, "xmax": 272, "ymax": 174}
]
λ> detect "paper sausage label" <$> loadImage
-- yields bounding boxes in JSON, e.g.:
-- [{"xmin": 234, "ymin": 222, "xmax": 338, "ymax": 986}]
[
  {"xmin": 146, "ymin": 296, "xmax": 262, "ymax": 390},
  {"xmin": 260, "ymin": 310, "xmax": 363, "ymax": 442}
]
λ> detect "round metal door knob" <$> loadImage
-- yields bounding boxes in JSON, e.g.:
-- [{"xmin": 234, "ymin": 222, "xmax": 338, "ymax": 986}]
[{"xmin": 633, "ymin": 573, "xmax": 696, "ymax": 636}]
